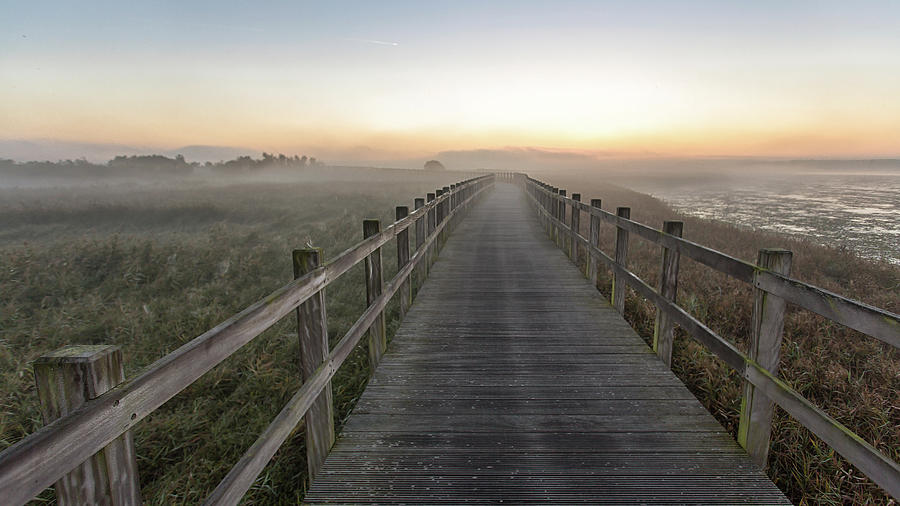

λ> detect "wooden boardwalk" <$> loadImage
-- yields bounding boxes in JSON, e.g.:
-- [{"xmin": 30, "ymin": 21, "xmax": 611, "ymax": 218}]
[{"xmin": 304, "ymin": 183, "xmax": 789, "ymax": 504}]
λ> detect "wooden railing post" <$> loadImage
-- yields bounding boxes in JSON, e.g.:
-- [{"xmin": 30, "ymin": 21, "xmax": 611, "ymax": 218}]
[
  {"xmin": 551, "ymin": 187, "xmax": 559, "ymax": 241},
  {"xmin": 588, "ymin": 199, "xmax": 602, "ymax": 282},
  {"xmin": 396, "ymin": 206, "xmax": 411, "ymax": 317},
  {"xmin": 570, "ymin": 193, "xmax": 581, "ymax": 263},
  {"xmin": 444, "ymin": 187, "xmax": 451, "ymax": 225},
  {"xmin": 33, "ymin": 345, "xmax": 141, "ymax": 505},
  {"xmin": 739, "ymin": 248, "xmax": 793, "ymax": 468},
  {"xmin": 435, "ymin": 189, "xmax": 445, "ymax": 252},
  {"xmin": 414, "ymin": 197, "xmax": 426, "ymax": 290},
  {"xmin": 442, "ymin": 185, "xmax": 451, "ymax": 236},
  {"xmin": 426, "ymin": 192, "xmax": 436, "ymax": 267},
  {"xmin": 363, "ymin": 220, "xmax": 387, "ymax": 368},
  {"xmin": 547, "ymin": 185, "xmax": 555, "ymax": 236},
  {"xmin": 450, "ymin": 184, "xmax": 457, "ymax": 218},
  {"xmin": 612, "ymin": 207, "xmax": 631, "ymax": 314},
  {"xmin": 292, "ymin": 248, "xmax": 335, "ymax": 482},
  {"xmin": 544, "ymin": 183, "xmax": 555, "ymax": 238},
  {"xmin": 557, "ymin": 190, "xmax": 567, "ymax": 248},
  {"xmin": 653, "ymin": 221, "xmax": 684, "ymax": 368}
]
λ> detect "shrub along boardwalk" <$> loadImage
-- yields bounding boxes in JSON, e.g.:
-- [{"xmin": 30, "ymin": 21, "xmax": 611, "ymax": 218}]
[{"xmin": 304, "ymin": 183, "xmax": 789, "ymax": 504}]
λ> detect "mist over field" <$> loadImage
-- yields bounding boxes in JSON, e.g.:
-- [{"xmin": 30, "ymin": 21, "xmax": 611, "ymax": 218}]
[
  {"xmin": 4, "ymin": 152, "xmax": 898, "ymax": 264},
  {"xmin": 530, "ymin": 159, "xmax": 900, "ymax": 264}
]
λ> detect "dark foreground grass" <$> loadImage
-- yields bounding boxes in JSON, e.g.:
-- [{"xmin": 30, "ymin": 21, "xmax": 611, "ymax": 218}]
[
  {"xmin": 0, "ymin": 168, "xmax": 466, "ymax": 504},
  {"xmin": 537, "ymin": 171, "xmax": 898, "ymax": 505}
]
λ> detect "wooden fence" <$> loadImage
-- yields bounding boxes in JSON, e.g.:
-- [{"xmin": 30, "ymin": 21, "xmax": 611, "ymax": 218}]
[
  {"xmin": 522, "ymin": 174, "xmax": 900, "ymax": 499},
  {"xmin": 0, "ymin": 174, "xmax": 495, "ymax": 506}
]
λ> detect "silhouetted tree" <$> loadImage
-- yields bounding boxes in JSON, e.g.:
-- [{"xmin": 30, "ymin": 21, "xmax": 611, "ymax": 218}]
[{"xmin": 424, "ymin": 160, "xmax": 446, "ymax": 171}]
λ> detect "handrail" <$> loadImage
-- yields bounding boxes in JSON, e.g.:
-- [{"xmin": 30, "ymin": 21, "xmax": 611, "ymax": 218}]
[
  {"xmin": 523, "ymin": 175, "xmax": 900, "ymax": 499},
  {"xmin": 0, "ymin": 173, "xmax": 494, "ymax": 506},
  {"xmin": 204, "ymin": 178, "xmax": 483, "ymax": 504},
  {"xmin": 527, "ymin": 177, "xmax": 900, "ymax": 348}
]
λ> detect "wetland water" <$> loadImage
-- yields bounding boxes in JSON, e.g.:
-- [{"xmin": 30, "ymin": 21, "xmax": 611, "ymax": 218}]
[{"xmin": 633, "ymin": 170, "xmax": 900, "ymax": 265}]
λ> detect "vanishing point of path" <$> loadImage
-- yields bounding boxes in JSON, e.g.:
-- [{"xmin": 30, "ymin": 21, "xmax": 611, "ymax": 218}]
[{"xmin": 304, "ymin": 183, "xmax": 789, "ymax": 504}]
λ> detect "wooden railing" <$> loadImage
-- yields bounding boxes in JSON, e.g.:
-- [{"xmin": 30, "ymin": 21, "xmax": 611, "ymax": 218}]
[
  {"xmin": 0, "ymin": 174, "xmax": 495, "ymax": 506},
  {"xmin": 521, "ymin": 174, "xmax": 900, "ymax": 499}
]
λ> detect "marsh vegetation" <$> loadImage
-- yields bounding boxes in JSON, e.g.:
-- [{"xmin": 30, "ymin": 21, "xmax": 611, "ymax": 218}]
[
  {"xmin": 0, "ymin": 165, "xmax": 896, "ymax": 504},
  {"xmin": 0, "ymin": 167, "xmax": 467, "ymax": 504}
]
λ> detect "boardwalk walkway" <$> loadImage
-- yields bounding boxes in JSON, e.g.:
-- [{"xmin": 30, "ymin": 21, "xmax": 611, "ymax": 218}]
[{"xmin": 305, "ymin": 183, "xmax": 788, "ymax": 504}]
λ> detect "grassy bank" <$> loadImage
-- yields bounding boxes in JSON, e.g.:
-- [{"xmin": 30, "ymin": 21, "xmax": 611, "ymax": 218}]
[
  {"xmin": 0, "ymin": 168, "xmax": 466, "ymax": 504},
  {"xmin": 536, "ymin": 172, "xmax": 898, "ymax": 505}
]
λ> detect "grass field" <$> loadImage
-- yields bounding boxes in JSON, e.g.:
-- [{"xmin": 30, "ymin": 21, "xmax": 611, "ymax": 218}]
[
  {"xmin": 534, "ymin": 171, "xmax": 899, "ymax": 505},
  {"xmin": 1, "ymin": 169, "xmax": 897, "ymax": 504},
  {"xmin": 0, "ymin": 167, "xmax": 468, "ymax": 504}
]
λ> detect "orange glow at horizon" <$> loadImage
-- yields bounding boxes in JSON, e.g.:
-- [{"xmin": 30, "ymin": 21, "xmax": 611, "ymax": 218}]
[{"xmin": 3, "ymin": 2, "xmax": 900, "ymax": 162}]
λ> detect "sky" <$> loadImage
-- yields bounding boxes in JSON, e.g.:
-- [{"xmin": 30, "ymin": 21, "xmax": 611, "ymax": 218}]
[{"xmin": 2, "ymin": 1, "xmax": 900, "ymax": 164}]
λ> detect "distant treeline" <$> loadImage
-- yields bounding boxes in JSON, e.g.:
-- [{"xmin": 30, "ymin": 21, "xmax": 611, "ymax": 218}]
[{"xmin": 0, "ymin": 153, "xmax": 325, "ymax": 179}]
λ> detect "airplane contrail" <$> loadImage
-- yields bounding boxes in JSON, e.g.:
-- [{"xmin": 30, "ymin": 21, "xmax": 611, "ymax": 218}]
[{"xmin": 346, "ymin": 38, "xmax": 399, "ymax": 46}]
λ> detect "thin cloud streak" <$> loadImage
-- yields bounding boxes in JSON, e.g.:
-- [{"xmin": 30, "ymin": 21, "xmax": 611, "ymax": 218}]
[{"xmin": 344, "ymin": 37, "xmax": 399, "ymax": 46}]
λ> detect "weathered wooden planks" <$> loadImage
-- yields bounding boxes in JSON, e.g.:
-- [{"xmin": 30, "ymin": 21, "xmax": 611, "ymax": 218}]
[{"xmin": 305, "ymin": 183, "xmax": 789, "ymax": 504}]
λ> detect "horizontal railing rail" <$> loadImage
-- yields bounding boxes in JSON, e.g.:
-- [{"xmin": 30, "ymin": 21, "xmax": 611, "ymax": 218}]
[
  {"xmin": 204, "ymin": 177, "xmax": 485, "ymax": 504},
  {"xmin": 0, "ymin": 174, "xmax": 495, "ymax": 506},
  {"xmin": 522, "ymin": 174, "xmax": 900, "ymax": 499}
]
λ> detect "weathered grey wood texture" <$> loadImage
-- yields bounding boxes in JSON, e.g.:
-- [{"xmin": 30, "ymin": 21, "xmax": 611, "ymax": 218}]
[
  {"xmin": 739, "ymin": 248, "xmax": 792, "ymax": 467},
  {"xmin": 292, "ymin": 249, "xmax": 335, "ymax": 481},
  {"xmin": 34, "ymin": 345, "xmax": 141, "ymax": 505},
  {"xmin": 304, "ymin": 183, "xmax": 788, "ymax": 504}
]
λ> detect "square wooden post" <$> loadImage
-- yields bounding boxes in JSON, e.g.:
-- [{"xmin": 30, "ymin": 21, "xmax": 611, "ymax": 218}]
[
  {"xmin": 292, "ymin": 249, "xmax": 335, "ymax": 482},
  {"xmin": 442, "ymin": 186, "xmax": 450, "ymax": 241},
  {"xmin": 363, "ymin": 220, "xmax": 387, "ymax": 368},
  {"xmin": 34, "ymin": 345, "xmax": 141, "ymax": 505},
  {"xmin": 570, "ymin": 193, "xmax": 581, "ymax": 263},
  {"xmin": 426, "ymin": 193, "xmax": 436, "ymax": 267},
  {"xmin": 396, "ymin": 206, "xmax": 411, "ymax": 317},
  {"xmin": 738, "ymin": 248, "xmax": 792, "ymax": 468},
  {"xmin": 557, "ymin": 190, "xmax": 567, "ymax": 249},
  {"xmin": 589, "ymin": 199, "xmax": 602, "ymax": 282},
  {"xmin": 450, "ymin": 184, "xmax": 457, "ymax": 219},
  {"xmin": 612, "ymin": 207, "xmax": 631, "ymax": 314},
  {"xmin": 435, "ymin": 189, "xmax": 445, "ymax": 255},
  {"xmin": 545, "ymin": 185, "xmax": 552, "ymax": 234},
  {"xmin": 414, "ymin": 197, "xmax": 426, "ymax": 290},
  {"xmin": 653, "ymin": 221, "xmax": 684, "ymax": 368},
  {"xmin": 547, "ymin": 185, "xmax": 554, "ymax": 235}
]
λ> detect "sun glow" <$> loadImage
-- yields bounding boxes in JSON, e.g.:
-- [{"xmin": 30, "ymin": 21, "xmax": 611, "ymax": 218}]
[{"xmin": 2, "ymin": 2, "xmax": 900, "ymax": 161}]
